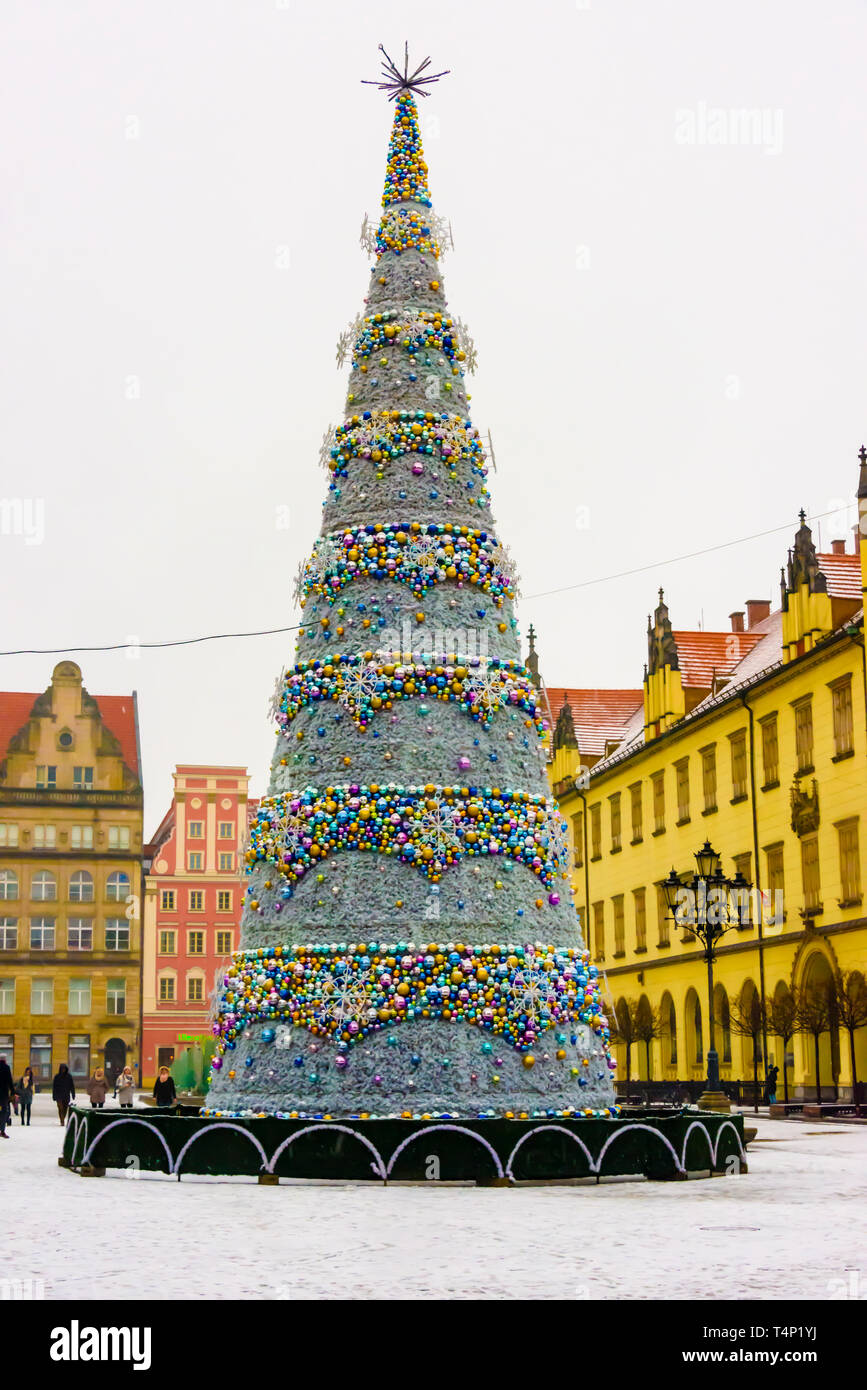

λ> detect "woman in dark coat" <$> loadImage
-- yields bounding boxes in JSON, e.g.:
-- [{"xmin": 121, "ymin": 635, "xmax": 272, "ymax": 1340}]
[
  {"xmin": 153, "ymin": 1067, "xmax": 177, "ymax": 1109},
  {"xmin": 16, "ymin": 1067, "xmax": 35, "ymax": 1125},
  {"xmin": 0, "ymin": 1055, "xmax": 14, "ymax": 1137},
  {"xmin": 52, "ymin": 1064, "xmax": 76, "ymax": 1125}
]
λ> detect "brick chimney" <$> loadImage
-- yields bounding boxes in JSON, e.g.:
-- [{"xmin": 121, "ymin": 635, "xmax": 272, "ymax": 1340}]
[
  {"xmin": 831, "ymin": 538, "xmax": 846, "ymax": 555},
  {"xmin": 729, "ymin": 611, "xmax": 745, "ymax": 633},
  {"xmin": 746, "ymin": 599, "xmax": 771, "ymax": 629}
]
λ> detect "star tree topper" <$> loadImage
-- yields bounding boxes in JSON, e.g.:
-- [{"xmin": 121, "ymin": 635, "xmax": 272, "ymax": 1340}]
[{"xmin": 362, "ymin": 42, "xmax": 449, "ymax": 100}]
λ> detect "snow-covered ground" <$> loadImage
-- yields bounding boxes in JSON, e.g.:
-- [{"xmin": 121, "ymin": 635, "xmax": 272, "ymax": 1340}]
[{"xmin": 3, "ymin": 1096, "xmax": 865, "ymax": 1300}]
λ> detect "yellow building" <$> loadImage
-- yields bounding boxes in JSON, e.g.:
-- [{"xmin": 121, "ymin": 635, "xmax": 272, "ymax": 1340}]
[
  {"xmin": 547, "ymin": 455, "xmax": 867, "ymax": 1103},
  {"xmin": 0, "ymin": 662, "xmax": 143, "ymax": 1090}
]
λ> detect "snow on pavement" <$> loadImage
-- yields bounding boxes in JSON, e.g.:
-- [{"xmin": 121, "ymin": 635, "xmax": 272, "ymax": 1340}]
[{"xmin": 2, "ymin": 1097, "xmax": 865, "ymax": 1300}]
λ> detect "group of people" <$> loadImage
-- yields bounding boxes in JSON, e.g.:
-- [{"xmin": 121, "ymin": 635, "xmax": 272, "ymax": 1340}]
[
  {"xmin": 0, "ymin": 1055, "xmax": 178, "ymax": 1132},
  {"xmin": 0, "ymin": 1056, "xmax": 35, "ymax": 1136}
]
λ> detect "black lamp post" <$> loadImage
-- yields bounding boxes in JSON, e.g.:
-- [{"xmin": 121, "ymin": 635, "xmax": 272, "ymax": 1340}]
[{"xmin": 662, "ymin": 841, "xmax": 750, "ymax": 1112}]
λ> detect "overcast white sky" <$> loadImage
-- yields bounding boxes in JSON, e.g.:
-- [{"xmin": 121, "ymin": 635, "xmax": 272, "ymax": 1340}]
[{"xmin": 2, "ymin": 0, "xmax": 865, "ymax": 828}]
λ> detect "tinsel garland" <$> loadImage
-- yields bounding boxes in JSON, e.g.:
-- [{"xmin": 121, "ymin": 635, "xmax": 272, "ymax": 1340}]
[
  {"xmin": 274, "ymin": 654, "xmax": 544, "ymax": 734},
  {"xmin": 300, "ymin": 523, "xmax": 514, "ymax": 603},
  {"xmin": 211, "ymin": 941, "xmax": 611, "ymax": 1056},
  {"xmin": 246, "ymin": 784, "xmax": 569, "ymax": 887}
]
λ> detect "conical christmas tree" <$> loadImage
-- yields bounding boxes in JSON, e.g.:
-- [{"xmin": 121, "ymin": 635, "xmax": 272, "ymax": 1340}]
[{"xmin": 205, "ymin": 61, "xmax": 617, "ymax": 1122}]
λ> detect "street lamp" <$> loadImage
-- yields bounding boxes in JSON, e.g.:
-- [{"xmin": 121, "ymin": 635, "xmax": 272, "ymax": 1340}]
[{"xmin": 662, "ymin": 843, "xmax": 749, "ymax": 1113}]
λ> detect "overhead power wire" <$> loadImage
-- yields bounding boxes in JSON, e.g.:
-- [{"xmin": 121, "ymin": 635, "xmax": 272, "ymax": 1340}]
[{"xmin": 0, "ymin": 505, "xmax": 854, "ymax": 657}]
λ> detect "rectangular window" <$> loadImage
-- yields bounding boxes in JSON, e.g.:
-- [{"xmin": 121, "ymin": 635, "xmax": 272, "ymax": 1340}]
[
  {"xmin": 33, "ymin": 825, "xmax": 56, "ymax": 848},
  {"xmin": 831, "ymin": 680, "xmax": 854, "ymax": 759},
  {"xmin": 218, "ymin": 852, "xmax": 234, "ymax": 872},
  {"xmin": 160, "ymin": 890, "xmax": 176, "ymax": 912},
  {"xmin": 592, "ymin": 901, "xmax": 605, "ymax": 961},
  {"xmin": 837, "ymin": 820, "xmax": 861, "ymax": 905},
  {"xmin": 108, "ymin": 825, "xmax": 130, "ymax": 850},
  {"xmin": 730, "ymin": 731, "xmax": 748, "ymax": 800},
  {"xmin": 187, "ymin": 976, "xmax": 204, "ymax": 1002},
  {"xmin": 159, "ymin": 976, "xmax": 176, "ymax": 1002},
  {"xmin": 68, "ymin": 977, "xmax": 91, "ymax": 1014},
  {"xmin": 571, "ymin": 812, "xmax": 584, "ymax": 868},
  {"xmin": 0, "ymin": 980, "xmax": 14, "ymax": 1013},
  {"xmin": 0, "ymin": 871, "xmax": 18, "ymax": 902},
  {"xmin": 106, "ymin": 979, "xmax": 126, "ymax": 1015},
  {"xmin": 0, "ymin": 919, "xmax": 17, "ymax": 950},
  {"xmin": 761, "ymin": 715, "xmax": 779, "ymax": 786},
  {"xmin": 216, "ymin": 929, "xmax": 233, "ymax": 955},
  {"xmin": 29, "ymin": 1034, "xmax": 52, "ymax": 1081},
  {"xmin": 675, "ymin": 758, "xmax": 690, "ymax": 823},
  {"xmin": 158, "ymin": 929, "xmax": 177, "ymax": 955},
  {"xmin": 68, "ymin": 1035, "xmax": 90, "ymax": 1077},
  {"xmin": 633, "ymin": 888, "xmax": 647, "ymax": 951},
  {"xmin": 70, "ymin": 825, "xmax": 94, "ymax": 850},
  {"xmin": 652, "ymin": 771, "xmax": 665, "ymax": 834},
  {"xmin": 0, "ymin": 824, "xmax": 19, "ymax": 847},
  {"xmin": 733, "ymin": 853, "xmax": 752, "ymax": 926},
  {"xmin": 217, "ymin": 890, "xmax": 233, "ymax": 913},
  {"xmin": 630, "ymin": 783, "xmax": 643, "ymax": 843},
  {"xmin": 188, "ymin": 890, "xmax": 204, "ymax": 912},
  {"xmin": 609, "ymin": 794, "xmax": 622, "ymax": 853},
  {"xmin": 36, "ymin": 766, "xmax": 57, "ymax": 789},
  {"xmin": 105, "ymin": 919, "xmax": 130, "ymax": 951},
  {"xmin": 187, "ymin": 930, "xmax": 205, "ymax": 955},
  {"xmin": 188, "ymin": 851, "xmax": 203, "ymax": 872},
  {"xmin": 73, "ymin": 767, "xmax": 94, "ymax": 790},
  {"xmin": 801, "ymin": 835, "xmax": 821, "ymax": 914},
  {"xmin": 30, "ymin": 917, "xmax": 55, "ymax": 950},
  {"xmin": 31, "ymin": 979, "xmax": 53, "ymax": 1013},
  {"xmin": 218, "ymin": 821, "xmax": 234, "ymax": 839},
  {"xmin": 612, "ymin": 895, "xmax": 625, "ymax": 955},
  {"xmin": 656, "ymin": 885, "xmax": 670, "ymax": 947},
  {"xmin": 794, "ymin": 698, "xmax": 814, "ymax": 773},
  {"xmin": 590, "ymin": 805, "xmax": 602, "ymax": 860},
  {"xmin": 701, "ymin": 745, "xmax": 717, "ymax": 813},
  {"xmin": 67, "ymin": 919, "xmax": 93, "ymax": 951},
  {"xmin": 187, "ymin": 821, "xmax": 204, "ymax": 839}
]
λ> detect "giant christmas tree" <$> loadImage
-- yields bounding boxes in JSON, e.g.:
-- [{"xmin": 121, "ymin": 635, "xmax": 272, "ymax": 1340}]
[{"xmin": 205, "ymin": 50, "xmax": 616, "ymax": 1123}]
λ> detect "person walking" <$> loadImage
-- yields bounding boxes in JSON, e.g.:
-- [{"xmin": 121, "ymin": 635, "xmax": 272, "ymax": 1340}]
[
  {"xmin": 85, "ymin": 1066, "xmax": 108, "ymax": 1109},
  {"xmin": 153, "ymin": 1067, "xmax": 177, "ymax": 1110},
  {"xmin": 765, "ymin": 1062, "xmax": 780, "ymax": 1105},
  {"xmin": 0, "ymin": 1055, "xmax": 15, "ymax": 1138},
  {"xmin": 52, "ymin": 1064, "xmax": 76, "ymax": 1125},
  {"xmin": 16, "ymin": 1067, "xmax": 35, "ymax": 1126},
  {"xmin": 114, "ymin": 1065, "xmax": 136, "ymax": 1109}
]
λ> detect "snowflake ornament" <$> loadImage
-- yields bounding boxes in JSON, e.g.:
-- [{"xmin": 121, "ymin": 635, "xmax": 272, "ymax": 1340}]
[
  {"xmin": 541, "ymin": 812, "xmax": 571, "ymax": 873},
  {"xmin": 268, "ymin": 670, "xmax": 286, "ymax": 723},
  {"xmin": 416, "ymin": 799, "xmax": 461, "ymax": 857},
  {"xmin": 509, "ymin": 965, "xmax": 559, "ymax": 1026},
  {"xmin": 403, "ymin": 535, "xmax": 441, "ymax": 571},
  {"xmin": 338, "ymin": 662, "xmax": 381, "ymax": 712},
  {"xmin": 462, "ymin": 669, "xmax": 508, "ymax": 712},
  {"xmin": 319, "ymin": 967, "xmax": 373, "ymax": 1025}
]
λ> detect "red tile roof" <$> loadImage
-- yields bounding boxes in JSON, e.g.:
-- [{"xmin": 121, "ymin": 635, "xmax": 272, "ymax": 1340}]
[
  {"xmin": 546, "ymin": 687, "xmax": 643, "ymax": 757},
  {"xmin": 0, "ymin": 689, "xmax": 140, "ymax": 777},
  {"xmin": 817, "ymin": 553, "xmax": 862, "ymax": 600},
  {"xmin": 671, "ymin": 630, "xmax": 765, "ymax": 688}
]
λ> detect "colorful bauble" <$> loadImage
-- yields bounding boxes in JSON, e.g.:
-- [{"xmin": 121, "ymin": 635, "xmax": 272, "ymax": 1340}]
[
  {"xmin": 247, "ymin": 783, "xmax": 567, "ymax": 885},
  {"xmin": 272, "ymin": 654, "xmax": 545, "ymax": 736},
  {"xmin": 328, "ymin": 410, "xmax": 486, "ymax": 475},
  {"xmin": 381, "ymin": 91, "xmax": 432, "ymax": 208},
  {"xmin": 300, "ymin": 523, "xmax": 515, "ymax": 605},
  {"xmin": 352, "ymin": 310, "xmax": 465, "ymax": 373},
  {"xmin": 213, "ymin": 941, "xmax": 610, "ymax": 1058}
]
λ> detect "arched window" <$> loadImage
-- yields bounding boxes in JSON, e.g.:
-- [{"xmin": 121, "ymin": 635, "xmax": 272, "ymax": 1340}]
[
  {"xmin": 714, "ymin": 983, "xmax": 732, "ymax": 1064},
  {"xmin": 660, "ymin": 991, "xmax": 677, "ymax": 1068},
  {"xmin": 32, "ymin": 870, "xmax": 57, "ymax": 903},
  {"xmin": 0, "ymin": 869, "xmax": 19, "ymax": 901},
  {"xmin": 69, "ymin": 870, "xmax": 93, "ymax": 903},
  {"xmin": 106, "ymin": 871, "xmax": 130, "ymax": 903},
  {"xmin": 685, "ymin": 988, "xmax": 703, "ymax": 1067}
]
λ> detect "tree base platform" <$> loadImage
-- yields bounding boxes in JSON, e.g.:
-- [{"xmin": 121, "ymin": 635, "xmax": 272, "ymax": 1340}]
[{"xmin": 60, "ymin": 1106, "xmax": 746, "ymax": 1183}]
